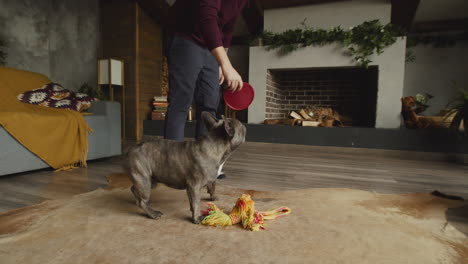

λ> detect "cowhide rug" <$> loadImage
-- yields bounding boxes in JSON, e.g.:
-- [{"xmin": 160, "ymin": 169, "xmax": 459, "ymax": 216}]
[{"xmin": 0, "ymin": 173, "xmax": 467, "ymax": 264}]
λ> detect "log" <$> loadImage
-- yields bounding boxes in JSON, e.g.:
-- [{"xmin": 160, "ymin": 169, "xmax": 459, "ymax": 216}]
[
  {"xmin": 289, "ymin": 111, "xmax": 302, "ymax": 120},
  {"xmin": 264, "ymin": 119, "xmax": 298, "ymax": 126},
  {"xmin": 282, "ymin": 119, "xmax": 298, "ymax": 126},
  {"xmin": 299, "ymin": 109, "xmax": 313, "ymax": 120},
  {"xmin": 302, "ymin": 121, "xmax": 320, "ymax": 127},
  {"xmin": 320, "ymin": 119, "xmax": 334, "ymax": 128},
  {"xmin": 264, "ymin": 119, "xmax": 280, "ymax": 125}
]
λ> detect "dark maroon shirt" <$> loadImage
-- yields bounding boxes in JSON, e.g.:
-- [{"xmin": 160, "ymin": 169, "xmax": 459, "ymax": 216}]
[{"xmin": 168, "ymin": 0, "xmax": 248, "ymax": 50}]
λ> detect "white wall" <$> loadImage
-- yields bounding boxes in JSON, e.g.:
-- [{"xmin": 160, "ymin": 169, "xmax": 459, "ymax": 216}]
[
  {"xmin": 404, "ymin": 44, "xmax": 468, "ymax": 116},
  {"xmin": 264, "ymin": 0, "xmax": 391, "ymax": 32}
]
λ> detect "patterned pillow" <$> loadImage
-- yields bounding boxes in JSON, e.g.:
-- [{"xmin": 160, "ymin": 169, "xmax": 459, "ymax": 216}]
[{"xmin": 17, "ymin": 83, "xmax": 97, "ymax": 112}]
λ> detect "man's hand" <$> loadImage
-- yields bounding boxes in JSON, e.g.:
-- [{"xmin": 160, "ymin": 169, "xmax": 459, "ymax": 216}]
[
  {"xmin": 219, "ymin": 66, "xmax": 224, "ymax": 85},
  {"xmin": 221, "ymin": 65, "xmax": 243, "ymax": 92},
  {"xmin": 211, "ymin": 47, "xmax": 243, "ymax": 92}
]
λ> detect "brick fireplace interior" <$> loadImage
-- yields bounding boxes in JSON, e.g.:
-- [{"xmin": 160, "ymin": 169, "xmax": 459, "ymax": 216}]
[{"xmin": 266, "ymin": 66, "xmax": 379, "ymax": 127}]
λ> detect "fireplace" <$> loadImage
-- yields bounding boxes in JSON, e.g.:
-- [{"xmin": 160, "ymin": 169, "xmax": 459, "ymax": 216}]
[
  {"xmin": 248, "ymin": 39, "xmax": 407, "ymax": 128},
  {"xmin": 266, "ymin": 66, "xmax": 379, "ymax": 127}
]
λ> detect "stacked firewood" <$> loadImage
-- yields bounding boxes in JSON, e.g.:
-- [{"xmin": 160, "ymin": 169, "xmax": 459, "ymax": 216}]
[{"xmin": 264, "ymin": 107, "xmax": 343, "ymax": 127}]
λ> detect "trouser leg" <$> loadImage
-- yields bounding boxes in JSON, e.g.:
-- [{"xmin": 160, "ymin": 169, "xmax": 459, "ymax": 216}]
[
  {"xmin": 194, "ymin": 51, "xmax": 221, "ymax": 140},
  {"xmin": 164, "ymin": 36, "xmax": 204, "ymax": 141}
]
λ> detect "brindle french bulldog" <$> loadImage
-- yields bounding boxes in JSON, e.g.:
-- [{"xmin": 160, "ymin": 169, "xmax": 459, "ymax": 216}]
[{"xmin": 126, "ymin": 112, "xmax": 246, "ymax": 223}]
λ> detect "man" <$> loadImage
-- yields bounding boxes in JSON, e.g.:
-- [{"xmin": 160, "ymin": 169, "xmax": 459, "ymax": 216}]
[{"xmin": 164, "ymin": 0, "xmax": 248, "ymax": 142}]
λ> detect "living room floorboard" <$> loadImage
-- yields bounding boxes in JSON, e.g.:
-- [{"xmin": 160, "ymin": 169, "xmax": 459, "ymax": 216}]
[{"xmin": 0, "ymin": 141, "xmax": 467, "ymax": 213}]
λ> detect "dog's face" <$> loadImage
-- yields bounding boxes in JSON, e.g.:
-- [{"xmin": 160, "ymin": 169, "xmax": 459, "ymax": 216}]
[
  {"xmin": 401, "ymin": 96, "xmax": 417, "ymax": 110},
  {"xmin": 201, "ymin": 111, "xmax": 246, "ymax": 149}
]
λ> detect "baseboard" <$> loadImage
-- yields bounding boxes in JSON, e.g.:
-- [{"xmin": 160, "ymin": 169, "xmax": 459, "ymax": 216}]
[{"xmin": 143, "ymin": 120, "xmax": 468, "ymax": 155}]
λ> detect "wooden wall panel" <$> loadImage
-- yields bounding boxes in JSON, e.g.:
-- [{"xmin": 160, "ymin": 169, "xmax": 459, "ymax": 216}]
[
  {"xmin": 100, "ymin": 0, "xmax": 137, "ymax": 140},
  {"xmin": 136, "ymin": 4, "xmax": 163, "ymax": 139},
  {"xmin": 100, "ymin": 0, "xmax": 163, "ymax": 140}
]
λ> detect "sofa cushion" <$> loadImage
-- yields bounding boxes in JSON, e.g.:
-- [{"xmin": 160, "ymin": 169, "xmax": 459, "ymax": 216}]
[{"xmin": 17, "ymin": 83, "xmax": 97, "ymax": 112}]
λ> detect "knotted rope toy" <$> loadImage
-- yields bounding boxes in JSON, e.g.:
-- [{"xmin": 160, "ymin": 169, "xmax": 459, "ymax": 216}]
[{"xmin": 200, "ymin": 194, "xmax": 291, "ymax": 231}]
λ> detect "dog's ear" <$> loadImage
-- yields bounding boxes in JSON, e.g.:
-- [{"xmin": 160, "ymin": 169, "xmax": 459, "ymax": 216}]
[
  {"xmin": 201, "ymin": 111, "xmax": 219, "ymax": 130},
  {"xmin": 222, "ymin": 115, "xmax": 235, "ymax": 137}
]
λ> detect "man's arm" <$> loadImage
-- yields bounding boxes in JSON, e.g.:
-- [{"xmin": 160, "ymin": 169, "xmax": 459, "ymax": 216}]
[
  {"xmin": 198, "ymin": 0, "xmax": 223, "ymax": 51},
  {"xmin": 198, "ymin": 0, "xmax": 242, "ymax": 91},
  {"xmin": 218, "ymin": 48, "xmax": 228, "ymax": 85},
  {"xmin": 212, "ymin": 47, "xmax": 243, "ymax": 92}
]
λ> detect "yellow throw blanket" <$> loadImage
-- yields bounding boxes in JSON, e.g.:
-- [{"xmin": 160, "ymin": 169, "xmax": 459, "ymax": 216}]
[{"xmin": 0, "ymin": 66, "xmax": 91, "ymax": 170}]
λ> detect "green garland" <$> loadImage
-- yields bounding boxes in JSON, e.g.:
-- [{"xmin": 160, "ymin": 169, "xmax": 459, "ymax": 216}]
[
  {"xmin": 257, "ymin": 20, "xmax": 404, "ymax": 67},
  {"xmin": 0, "ymin": 37, "xmax": 6, "ymax": 66}
]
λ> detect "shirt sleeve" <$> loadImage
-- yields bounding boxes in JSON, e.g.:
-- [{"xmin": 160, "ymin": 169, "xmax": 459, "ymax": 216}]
[
  {"xmin": 222, "ymin": 17, "xmax": 237, "ymax": 48},
  {"xmin": 198, "ymin": 0, "xmax": 223, "ymax": 51}
]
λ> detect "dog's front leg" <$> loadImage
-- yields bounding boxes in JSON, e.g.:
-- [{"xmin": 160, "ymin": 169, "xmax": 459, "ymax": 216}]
[
  {"xmin": 207, "ymin": 181, "xmax": 217, "ymax": 201},
  {"xmin": 187, "ymin": 184, "xmax": 202, "ymax": 224}
]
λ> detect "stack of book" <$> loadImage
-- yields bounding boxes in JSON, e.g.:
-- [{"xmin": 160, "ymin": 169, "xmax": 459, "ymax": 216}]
[{"xmin": 152, "ymin": 96, "xmax": 168, "ymax": 120}]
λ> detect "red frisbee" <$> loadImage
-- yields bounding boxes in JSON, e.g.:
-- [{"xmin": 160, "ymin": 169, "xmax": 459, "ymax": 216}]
[{"xmin": 223, "ymin": 82, "xmax": 255, "ymax": 111}]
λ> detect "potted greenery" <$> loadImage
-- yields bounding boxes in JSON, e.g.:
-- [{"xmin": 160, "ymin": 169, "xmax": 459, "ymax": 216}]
[
  {"xmin": 78, "ymin": 83, "xmax": 105, "ymax": 100},
  {"xmin": 446, "ymin": 89, "xmax": 468, "ymax": 135},
  {"xmin": 414, "ymin": 93, "xmax": 433, "ymax": 114}
]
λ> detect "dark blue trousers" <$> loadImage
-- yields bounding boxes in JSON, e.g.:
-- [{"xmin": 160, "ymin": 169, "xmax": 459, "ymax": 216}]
[{"xmin": 164, "ymin": 36, "xmax": 220, "ymax": 141}]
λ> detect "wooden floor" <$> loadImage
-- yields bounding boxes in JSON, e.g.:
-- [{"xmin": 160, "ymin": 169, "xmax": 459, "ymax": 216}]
[{"xmin": 1, "ymin": 142, "xmax": 467, "ymax": 214}]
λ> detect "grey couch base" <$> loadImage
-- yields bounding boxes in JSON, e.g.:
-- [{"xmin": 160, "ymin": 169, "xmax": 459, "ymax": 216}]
[{"xmin": 0, "ymin": 101, "xmax": 121, "ymax": 176}]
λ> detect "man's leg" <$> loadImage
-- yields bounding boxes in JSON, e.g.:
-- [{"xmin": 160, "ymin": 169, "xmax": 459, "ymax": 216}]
[
  {"xmin": 165, "ymin": 36, "xmax": 205, "ymax": 141},
  {"xmin": 194, "ymin": 51, "xmax": 227, "ymax": 180},
  {"xmin": 194, "ymin": 50, "xmax": 221, "ymax": 140}
]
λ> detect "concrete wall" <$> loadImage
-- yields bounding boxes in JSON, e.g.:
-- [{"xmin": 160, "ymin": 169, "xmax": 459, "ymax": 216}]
[
  {"xmin": 414, "ymin": 0, "xmax": 468, "ymax": 22},
  {"xmin": 48, "ymin": 0, "xmax": 100, "ymax": 91},
  {"xmin": 0, "ymin": 0, "xmax": 99, "ymax": 91},
  {"xmin": 0, "ymin": 0, "xmax": 51, "ymax": 76},
  {"xmin": 264, "ymin": 0, "xmax": 391, "ymax": 32},
  {"xmin": 404, "ymin": 44, "xmax": 468, "ymax": 116}
]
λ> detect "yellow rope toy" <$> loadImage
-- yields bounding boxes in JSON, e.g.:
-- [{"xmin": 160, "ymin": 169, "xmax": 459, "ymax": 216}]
[{"xmin": 200, "ymin": 194, "xmax": 291, "ymax": 231}]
